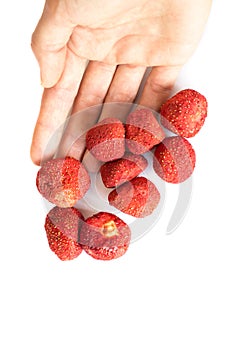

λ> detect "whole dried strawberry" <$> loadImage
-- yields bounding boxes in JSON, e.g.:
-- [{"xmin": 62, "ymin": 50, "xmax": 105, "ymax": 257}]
[
  {"xmin": 100, "ymin": 152, "xmax": 148, "ymax": 188},
  {"xmin": 125, "ymin": 109, "xmax": 165, "ymax": 154},
  {"xmin": 108, "ymin": 177, "xmax": 160, "ymax": 218},
  {"xmin": 79, "ymin": 212, "xmax": 131, "ymax": 260},
  {"xmin": 153, "ymin": 136, "xmax": 196, "ymax": 183},
  {"xmin": 36, "ymin": 157, "xmax": 90, "ymax": 207},
  {"xmin": 160, "ymin": 89, "xmax": 208, "ymax": 137},
  {"xmin": 45, "ymin": 206, "xmax": 84, "ymax": 261},
  {"xmin": 86, "ymin": 117, "xmax": 125, "ymax": 162}
]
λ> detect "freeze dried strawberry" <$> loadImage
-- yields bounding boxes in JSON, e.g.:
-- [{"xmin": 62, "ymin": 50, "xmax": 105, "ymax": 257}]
[
  {"xmin": 108, "ymin": 177, "xmax": 160, "ymax": 218},
  {"xmin": 36, "ymin": 157, "xmax": 90, "ymax": 207},
  {"xmin": 153, "ymin": 136, "xmax": 196, "ymax": 183},
  {"xmin": 125, "ymin": 109, "xmax": 165, "ymax": 154},
  {"xmin": 45, "ymin": 206, "xmax": 83, "ymax": 261},
  {"xmin": 160, "ymin": 89, "xmax": 208, "ymax": 137},
  {"xmin": 100, "ymin": 152, "xmax": 148, "ymax": 188},
  {"xmin": 86, "ymin": 117, "xmax": 125, "ymax": 162},
  {"xmin": 79, "ymin": 212, "xmax": 131, "ymax": 260}
]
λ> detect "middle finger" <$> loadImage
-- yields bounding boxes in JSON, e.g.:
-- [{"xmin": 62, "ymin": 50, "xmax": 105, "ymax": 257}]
[{"xmin": 57, "ymin": 60, "xmax": 116, "ymax": 159}]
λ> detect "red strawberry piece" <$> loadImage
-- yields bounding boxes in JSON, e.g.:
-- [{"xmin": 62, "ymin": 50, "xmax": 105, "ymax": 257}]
[
  {"xmin": 100, "ymin": 152, "xmax": 148, "ymax": 188},
  {"xmin": 108, "ymin": 177, "xmax": 160, "ymax": 218},
  {"xmin": 86, "ymin": 117, "xmax": 125, "ymax": 162},
  {"xmin": 45, "ymin": 206, "xmax": 84, "ymax": 261},
  {"xmin": 36, "ymin": 157, "xmax": 90, "ymax": 207},
  {"xmin": 153, "ymin": 136, "xmax": 196, "ymax": 183},
  {"xmin": 79, "ymin": 212, "xmax": 131, "ymax": 260},
  {"xmin": 160, "ymin": 89, "xmax": 208, "ymax": 138},
  {"xmin": 125, "ymin": 109, "xmax": 165, "ymax": 154}
]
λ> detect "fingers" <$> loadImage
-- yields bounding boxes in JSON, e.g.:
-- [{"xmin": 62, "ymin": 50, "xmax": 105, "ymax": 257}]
[
  {"xmin": 31, "ymin": 3, "xmax": 74, "ymax": 87},
  {"xmin": 138, "ymin": 65, "xmax": 182, "ymax": 111},
  {"xmin": 82, "ymin": 64, "xmax": 146, "ymax": 172},
  {"xmin": 57, "ymin": 61, "xmax": 116, "ymax": 159},
  {"xmin": 30, "ymin": 50, "xmax": 88, "ymax": 165},
  {"xmin": 31, "ymin": 62, "xmax": 180, "ymax": 167}
]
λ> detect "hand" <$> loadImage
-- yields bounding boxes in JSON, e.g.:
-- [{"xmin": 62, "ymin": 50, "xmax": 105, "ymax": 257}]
[{"xmin": 31, "ymin": 0, "xmax": 212, "ymax": 165}]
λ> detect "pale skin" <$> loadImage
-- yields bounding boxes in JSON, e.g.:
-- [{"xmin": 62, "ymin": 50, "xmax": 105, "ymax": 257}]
[{"xmin": 31, "ymin": 0, "xmax": 212, "ymax": 166}]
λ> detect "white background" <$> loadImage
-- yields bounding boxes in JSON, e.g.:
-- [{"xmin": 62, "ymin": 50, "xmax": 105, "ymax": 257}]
[{"xmin": 1, "ymin": 1, "xmax": 233, "ymax": 349}]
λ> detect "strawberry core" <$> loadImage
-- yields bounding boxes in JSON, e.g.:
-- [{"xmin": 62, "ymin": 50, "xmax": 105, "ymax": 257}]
[{"xmin": 101, "ymin": 221, "xmax": 119, "ymax": 238}]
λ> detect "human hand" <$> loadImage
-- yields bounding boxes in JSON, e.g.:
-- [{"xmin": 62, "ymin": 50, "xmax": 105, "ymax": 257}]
[{"xmin": 31, "ymin": 0, "xmax": 212, "ymax": 165}]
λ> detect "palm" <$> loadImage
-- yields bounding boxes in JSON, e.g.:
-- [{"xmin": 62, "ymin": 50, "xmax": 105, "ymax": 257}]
[{"xmin": 66, "ymin": 1, "xmax": 200, "ymax": 67}]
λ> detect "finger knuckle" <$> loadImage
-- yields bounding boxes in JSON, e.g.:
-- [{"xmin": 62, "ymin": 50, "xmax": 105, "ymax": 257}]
[
  {"xmin": 107, "ymin": 90, "xmax": 136, "ymax": 103},
  {"xmin": 148, "ymin": 78, "xmax": 174, "ymax": 95}
]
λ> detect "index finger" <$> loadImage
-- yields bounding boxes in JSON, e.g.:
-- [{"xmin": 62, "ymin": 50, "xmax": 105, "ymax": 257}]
[{"xmin": 30, "ymin": 50, "xmax": 88, "ymax": 165}]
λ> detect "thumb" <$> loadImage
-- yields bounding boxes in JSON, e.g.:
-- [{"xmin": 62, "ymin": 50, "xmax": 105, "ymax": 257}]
[{"xmin": 31, "ymin": 3, "xmax": 74, "ymax": 88}]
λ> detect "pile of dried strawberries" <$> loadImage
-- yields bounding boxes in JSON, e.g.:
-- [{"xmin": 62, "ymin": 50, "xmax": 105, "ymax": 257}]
[{"xmin": 36, "ymin": 89, "xmax": 208, "ymax": 261}]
